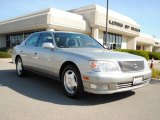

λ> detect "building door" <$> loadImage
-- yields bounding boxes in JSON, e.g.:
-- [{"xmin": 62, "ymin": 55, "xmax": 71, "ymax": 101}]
[{"xmin": 104, "ymin": 32, "xmax": 122, "ymax": 50}]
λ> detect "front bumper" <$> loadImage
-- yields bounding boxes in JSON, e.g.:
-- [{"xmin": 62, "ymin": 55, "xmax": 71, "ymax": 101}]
[
  {"xmin": 82, "ymin": 69, "xmax": 151, "ymax": 94},
  {"xmin": 12, "ymin": 55, "xmax": 16, "ymax": 64}
]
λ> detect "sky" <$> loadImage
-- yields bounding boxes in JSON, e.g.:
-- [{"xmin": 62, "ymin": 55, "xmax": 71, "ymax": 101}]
[{"xmin": 0, "ymin": 0, "xmax": 160, "ymax": 38}]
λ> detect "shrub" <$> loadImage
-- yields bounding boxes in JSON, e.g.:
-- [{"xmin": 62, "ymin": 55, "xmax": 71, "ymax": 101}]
[
  {"xmin": 0, "ymin": 47, "xmax": 8, "ymax": 52},
  {"xmin": 0, "ymin": 47, "xmax": 13, "ymax": 58},
  {"xmin": 152, "ymin": 68, "xmax": 160, "ymax": 79},
  {"xmin": 149, "ymin": 52, "xmax": 160, "ymax": 60},
  {"xmin": 115, "ymin": 49, "xmax": 149, "ymax": 60},
  {"xmin": 0, "ymin": 52, "xmax": 12, "ymax": 58}
]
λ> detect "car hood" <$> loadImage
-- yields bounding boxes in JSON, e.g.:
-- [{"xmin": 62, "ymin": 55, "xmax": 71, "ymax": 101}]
[{"xmin": 59, "ymin": 48, "xmax": 145, "ymax": 61}]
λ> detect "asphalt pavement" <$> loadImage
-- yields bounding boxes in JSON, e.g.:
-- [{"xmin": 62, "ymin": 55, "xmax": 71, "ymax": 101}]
[{"xmin": 0, "ymin": 58, "xmax": 160, "ymax": 120}]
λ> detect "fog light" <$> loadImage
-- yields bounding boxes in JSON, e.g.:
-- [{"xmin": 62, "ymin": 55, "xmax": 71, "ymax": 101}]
[
  {"xmin": 98, "ymin": 84, "xmax": 109, "ymax": 90},
  {"xmin": 90, "ymin": 84, "xmax": 97, "ymax": 89}
]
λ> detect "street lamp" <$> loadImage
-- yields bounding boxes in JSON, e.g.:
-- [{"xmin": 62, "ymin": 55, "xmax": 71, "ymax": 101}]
[{"xmin": 104, "ymin": 0, "xmax": 109, "ymax": 48}]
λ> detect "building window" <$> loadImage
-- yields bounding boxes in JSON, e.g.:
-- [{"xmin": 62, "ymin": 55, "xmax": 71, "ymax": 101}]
[
  {"xmin": 6, "ymin": 35, "xmax": 10, "ymax": 48},
  {"xmin": 103, "ymin": 32, "xmax": 122, "ymax": 49},
  {"xmin": 5, "ymin": 30, "xmax": 44, "ymax": 48},
  {"xmin": 6, "ymin": 33, "xmax": 31, "ymax": 48},
  {"xmin": 136, "ymin": 45, "xmax": 141, "ymax": 50}
]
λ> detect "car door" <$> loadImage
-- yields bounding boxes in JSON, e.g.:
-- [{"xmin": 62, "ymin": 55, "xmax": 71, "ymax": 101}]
[
  {"xmin": 33, "ymin": 32, "xmax": 55, "ymax": 75},
  {"xmin": 20, "ymin": 33, "xmax": 41, "ymax": 70}
]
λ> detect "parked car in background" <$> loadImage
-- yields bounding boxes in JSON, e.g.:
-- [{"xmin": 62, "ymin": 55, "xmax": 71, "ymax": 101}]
[{"xmin": 12, "ymin": 31, "xmax": 151, "ymax": 98}]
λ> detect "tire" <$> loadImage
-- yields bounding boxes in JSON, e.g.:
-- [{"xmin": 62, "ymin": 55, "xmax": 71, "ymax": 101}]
[
  {"xmin": 16, "ymin": 57, "xmax": 27, "ymax": 77},
  {"xmin": 61, "ymin": 65, "xmax": 84, "ymax": 98}
]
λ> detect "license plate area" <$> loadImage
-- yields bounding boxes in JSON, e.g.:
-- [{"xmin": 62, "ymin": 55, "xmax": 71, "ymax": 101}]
[{"xmin": 133, "ymin": 77, "xmax": 143, "ymax": 85}]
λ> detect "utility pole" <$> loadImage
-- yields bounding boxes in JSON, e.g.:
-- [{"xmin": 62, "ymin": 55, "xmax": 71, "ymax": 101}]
[{"xmin": 104, "ymin": 0, "xmax": 109, "ymax": 47}]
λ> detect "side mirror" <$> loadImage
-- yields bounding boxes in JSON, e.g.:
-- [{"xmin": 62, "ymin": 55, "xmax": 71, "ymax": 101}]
[{"xmin": 42, "ymin": 43, "xmax": 54, "ymax": 49}]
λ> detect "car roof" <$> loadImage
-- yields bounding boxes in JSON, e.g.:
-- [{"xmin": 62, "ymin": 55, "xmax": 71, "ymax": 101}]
[{"xmin": 34, "ymin": 31, "xmax": 86, "ymax": 35}]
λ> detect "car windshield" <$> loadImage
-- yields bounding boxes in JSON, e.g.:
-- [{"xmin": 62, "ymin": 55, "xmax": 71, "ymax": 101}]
[{"xmin": 54, "ymin": 33, "xmax": 104, "ymax": 48}]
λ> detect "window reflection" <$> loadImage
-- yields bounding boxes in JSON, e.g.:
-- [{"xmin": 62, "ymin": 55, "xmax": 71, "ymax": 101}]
[
  {"xmin": 6, "ymin": 30, "xmax": 44, "ymax": 48},
  {"xmin": 104, "ymin": 32, "xmax": 122, "ymax": 49}
]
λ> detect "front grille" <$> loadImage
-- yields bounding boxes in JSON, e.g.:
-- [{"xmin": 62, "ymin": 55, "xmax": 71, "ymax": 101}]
[
  {"xmin": 117, "ymin": 79, "xmax": 149, "ymax": 89},
  {"xmin": 117, "ymin": 82, "xmax": 132, "ymax": 89},
  {"xmin": 119, "ymin": 61, "xmax": 144, "ymax": 72}
]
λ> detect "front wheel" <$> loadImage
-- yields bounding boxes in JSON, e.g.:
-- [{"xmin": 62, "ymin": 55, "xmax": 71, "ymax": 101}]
[
  {"xmin": 16, "ymin": 57, "xmax": 27, "ymax": 77},
  {"xmin": 61, "ymin": 65, "xmax": 84, "ymax": 98}
]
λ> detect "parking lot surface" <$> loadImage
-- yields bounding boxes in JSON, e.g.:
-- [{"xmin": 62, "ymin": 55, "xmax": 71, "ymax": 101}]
[{"xmin": 0, "ymin": 58, "xmax": 160, "ymax": 120}]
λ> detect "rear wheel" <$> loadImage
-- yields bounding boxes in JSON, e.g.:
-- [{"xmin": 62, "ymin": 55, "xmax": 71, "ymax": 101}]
[
  {"xmin": 16, "ymin": 57, "xmax": 27, "ymax": 77},
  {"xmin": 61, "ymin": 65, "xmax": 84, "ymax": 98}
]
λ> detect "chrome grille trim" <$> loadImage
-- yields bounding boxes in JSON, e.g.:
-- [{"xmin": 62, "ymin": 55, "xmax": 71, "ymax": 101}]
[
  {"xmin": 117, "ymin": 82, "xmax": 133, "ymax": 89},
  {"xmin": 117, "ymin": 79, "xmax": 149, "ymax": 89},
  {"xmin": 119, "ymin": 61, "xmax": 144, "ymax": 72}
]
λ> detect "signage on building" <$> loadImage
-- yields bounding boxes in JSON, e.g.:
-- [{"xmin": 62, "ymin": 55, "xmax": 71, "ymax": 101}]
[
  {"xmin": 109, "ymin": 20, "xmax": 140, "ymax": 32},
  {"xmin": 155, "ymin": 42, "xmax": 159, "ymax": 45}
]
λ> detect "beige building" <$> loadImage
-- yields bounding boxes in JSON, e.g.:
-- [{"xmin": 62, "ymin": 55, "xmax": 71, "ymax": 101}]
[{"xmin": 0, "ymin": 4, "xmax": 159, "ymax": 52}]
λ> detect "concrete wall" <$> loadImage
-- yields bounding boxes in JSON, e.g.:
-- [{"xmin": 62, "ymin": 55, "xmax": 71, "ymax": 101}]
[
  {"xmin": 0, "ymin": 9, "xmax": 49, "ymax": 34},
  {"xmin": 121, "ymin": 36, "xmax": 128, "ymax": 49},
  {"xmin": 127, "ymin": 37, "xmax": 136, "ymax": 50},
  {"xmin": 153, "ymin": 47, "xmax": 160, "ymax": 52},
  {"xmin": 49, "ymin": 8, "xmax": 90, "ymax": 33},
  {"xmin": 97, "ymin": 30, "xmax": 104, "ymax": 45},
  {"xmin": 97, "ymin": 12, "xmax": 140, "ymax": 37},
  {"xmin": 71, "ymin": 5, "xmax": 140, "ymax": 37},
  {"xmin": 92, "ymin": 28, "xmax": 104, "ymax": 45},
  {"xmin": 144, "ymin": 45, "xmax": 153, "ymax": 52},
  {"xmin": 69, "ymin": 7, "xmax": 97, "ymax": 27},
  {"xmin": 0, "ymin": 35, "xmax": 6, "ymax": 48},
  {"xmin": 0, "ymin": 8, "xmax": 90, "ymax": 34},
  {"xmin": 136, "ymin": 33, "xmax": 155, "ymax": 45}
]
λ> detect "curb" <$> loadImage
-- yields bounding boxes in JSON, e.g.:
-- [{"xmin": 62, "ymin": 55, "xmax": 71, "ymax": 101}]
[
  {"xmin": 150, "ymin": 79, "xmax": 160, "ymax": 84},
  {"xmin": 151, "ymin": 78, "xmax": 160, "ymax": 81}
]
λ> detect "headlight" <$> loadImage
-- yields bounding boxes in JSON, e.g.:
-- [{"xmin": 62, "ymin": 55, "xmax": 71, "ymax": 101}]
[{"xmin": 89, "ymin": 61, "xmax": 119, "ymax": 72}]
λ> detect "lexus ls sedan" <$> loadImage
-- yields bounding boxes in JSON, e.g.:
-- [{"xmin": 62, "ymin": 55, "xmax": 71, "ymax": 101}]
[{"xmin": 12, "ymin": 31, "xmax": 151, "ymax": 98}]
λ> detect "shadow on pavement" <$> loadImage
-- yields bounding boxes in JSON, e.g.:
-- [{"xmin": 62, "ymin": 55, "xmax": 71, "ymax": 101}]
[
  {"xmin": 150, "ymin": 79, "xmax": 160, "ymax": 84},
  {"xmin": 0, "ymin": 69, "xmax": 135, "ymax": 106}
]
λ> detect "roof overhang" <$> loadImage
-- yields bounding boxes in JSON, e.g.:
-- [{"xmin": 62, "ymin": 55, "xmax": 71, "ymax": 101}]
[
  {"xmin": 70, "ymin": 4, "xmax": 141, "ymax": 37},
  {"xmin": 0, "ymin": 8, "xmax": 90, "ymax": 34}
]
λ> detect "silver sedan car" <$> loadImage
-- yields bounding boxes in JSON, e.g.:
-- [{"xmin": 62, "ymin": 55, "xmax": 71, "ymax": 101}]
[{"xmin": 12, "ymin": 31, "xmax": 151, "ymax": 98}]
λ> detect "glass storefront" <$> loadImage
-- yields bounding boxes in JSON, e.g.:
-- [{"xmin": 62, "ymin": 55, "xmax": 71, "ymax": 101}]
[
  {"xmin": 6, "ymin": 30, "xmax": 45, "ymax": 48},
  {"xmin": 6, "ymin": 32, "xmax": 33, "ymax": 48},
  {"xmin": 104, "ymin": 32, "xmax": 122, "ymax": 49}
]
